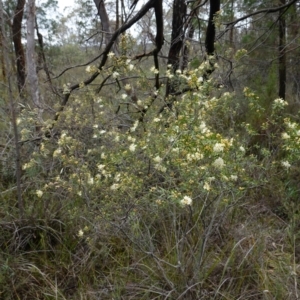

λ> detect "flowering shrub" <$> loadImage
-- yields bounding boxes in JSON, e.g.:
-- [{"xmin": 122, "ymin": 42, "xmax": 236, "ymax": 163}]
[{"xmin": 2, "ymin": 56, "xmax": 300, "ymax": 298}]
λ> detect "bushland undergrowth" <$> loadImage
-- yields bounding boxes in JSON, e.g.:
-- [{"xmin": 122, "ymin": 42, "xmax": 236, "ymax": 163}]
[{"xmin": 1, "ymin": 59, "xmax": 300, "ymax": 299}]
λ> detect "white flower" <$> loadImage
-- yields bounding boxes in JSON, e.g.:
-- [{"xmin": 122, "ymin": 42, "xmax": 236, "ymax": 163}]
[
  {"xmin": 88, "ymin": 177, "xmax": 94, "ymax": 185},
  {"xmin": 197, "ymin": 76, "xmax": 203, "ymax": 83},
  {"xmin": 212, "ymin": 157, "xmax": 225, "ymax": 169},
  {"xmin": 110, "ymin": 183, "xmax": 120, "ymax": 190},
  {"xmin": 213, "ymin": 143, "xmax": 225, "ymax": 153},
  {"xmin": 128, "ymin": 136, "xmax": 136, "ymax": 142},
  {"xmin": 230, "ymin": 175, "xmax": 238, "ymax": 181},
  {"xmin": 194, "ymin": 152, "xmax": 203, "ymax": 160},
  {"xmin": 112, "ymin": 71, "xmax": 119, "ymax": 79},
  {"xmin": 78, "ymin": 229, "xmax": 84, "ymax": 237},
  {"xmin": 129, "ymin": 143, "xmax": 137, "ymax": 152},
  {"xmin": 97, "ymin": 164, "xmax": 105, "ymax": 170},
  {"xmin": 128, "ymin": 64, "xmax": 134, "ymax": 71},
  {"xmin": 286, "ymin": 122, "xmax": 296, "ymax": 129},
  {"xmin": 274, "ymin": 98, "xmax": 288, "ymax": 106},
  {"xmin": 153, "ymin": 155, "xmax": 163, "ymax": 163},
  {"xmin": 281, "ymin": 160, "xmax": 291, "ymax": 169},
  {"xmin": 187, "ymin": 152, "xmax": 203, "ymax": 161},
  {"xmin": 180, "ymin": 196, "xmax": 192, "ymax": 206},
  {"xmin": 166, "ymin": 70, "xmax": 174, "ymax": 79},
  {"xmin": 114, "ymin": 173, "xmax": 121, "ymax": 182},
  {"xmin": 22, "ymin": 163, "xmax": 29, "ymax": 170},
  {"xmin": 239, "ymin": 146, "xmax": 245, "ymax": 152},
  {"xmin": 121, "ymin": 94, "xmax": 127, "ymax": 99},
  {"xmin": 154, "ymin": 164, "xmax": 167, "ymax": 173},
  {"xmin": 85, "ymin": 65, "xmax": 91, "ymax": 73},
  {"xmin": 63, "ymin": 84, "xmax": 70, "ymax": 94},
  {"xmin": 199, "ymin": 122, "xmax": 208, "ymax": 133},
  {"xmin": 203, "ymin": 182, "xmax": 211, "ymax": 191},
  {"xmin": 36, "ymin": 190, "xmax": 43, "ymax": 198},
  {"xmin": 107, "ymin": 52, "xmax": 115, "ymax": 58},
  {"xmin": 53, "ymin": 148, "xmax": 62, "ymax": 157},
  {"xmin": 150, "ymin": 66, "xmax": 159, "ymax": 74},
  {"xmin": 153, "ymin": 118, "xmax": 160, "ymax": 123},
  {"xmin": 124, "ymin": 84, "xmax": 131, "ymax": 91},
  {"xmin": 282, "ymin": 132, "xmax": 290, "ymax": 139},
  {"xmin": 130, "ymin": 120, "xmax": 139, "ymax": 132}
]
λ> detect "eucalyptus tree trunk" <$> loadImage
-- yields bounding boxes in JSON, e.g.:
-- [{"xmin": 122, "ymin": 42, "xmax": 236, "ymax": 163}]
[
  {"xmin": 93, "ymin": 0, "xmax": 115, "ymax": 51},
  {"xmin": 205, "ymin": 0, "xmax": 220, "ymax": 56},
  {"xmin": 203, "ymin": 0, "xmax": 220, "ymax": 80},
  {"xmin": 12, "ymin": 0, "xmax": 26, "ymax": 97},
  {"xmin": 278, "ymin": 0, "xmax": 286, "ymax": 99},
  {"xmin": 26, "ymin": 0, "xmax": 43, "ymax": 121},
  {"xmin": 165, "ymin": 0, "xmax": 187, "ymax": 98},
  {"xmin": 0, "ymin": 0, "xmax": 24, "ymax": 218}
]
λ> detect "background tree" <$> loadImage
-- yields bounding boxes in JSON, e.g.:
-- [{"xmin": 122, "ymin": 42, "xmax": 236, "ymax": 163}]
[
  {"xmin": 12, "ymin": 0, "xmax": 26, "ymax": 97},
  {"xmin": 26, "ymin": 0, "xmax": 43, "ymax": 121}
]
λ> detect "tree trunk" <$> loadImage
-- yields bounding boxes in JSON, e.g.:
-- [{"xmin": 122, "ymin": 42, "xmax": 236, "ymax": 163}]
[
  {"xmin": 0, "ymin": 0, "xmax": 24, "ymax": 218},
  {"xmin": 203, "ymin": 0, "xmax": 220, "ymax": 80},
  {"xmin": 205, "ymin": 0, "xmax": 220, "ymax": 56},
  {"xmin": 165, "ymin": 0, "xmax": 187, "ymax": 97},
  {"xmin": 26, "ymin": 0, "xmax": 42, "ymax": 120},
  {"xmin": 12, "ymin": 0, "xmax": 26, "ymax": 97},
  {"xmin": 35, "ymin": 16, "xmax": 52, "ymax": 84},
  {"xmin": 93, "ymin": 0, "xmax": 115, "ymax": 50},
  {"xmin": 0, "ymin": 15, "xmax": 5, "ymax": 80},
  {"xmin": 278, "ymin": 0, "xmax": 286, "ymax": 99}
]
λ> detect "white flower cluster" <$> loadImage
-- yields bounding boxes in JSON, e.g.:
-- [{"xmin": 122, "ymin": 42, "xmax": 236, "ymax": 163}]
[
  {"xmin": 186, "ymin": 152, "xmax": 203, "ymax": 161},
  {"xmin": 130, "ymin": 120, "xmax": 139, "ymax": 132},
  {"xmin": 212, "ymin": 157, "xmax": 225, "ymax": 169},
  {"xmin": 180, "ymin": 196, "xmax": 192, "ymax": 206},
  {"xmin": 150, "ymin": 66, "xmax": 159, "ymax": 74},
  {"xmin": 129, "ymin": 143, "xmax": 137, "ymax": 152},
  {"xmin": 153, "ymin": 155, "xmax": 163, "ymax": 163},
  {"xmin": 213, "ymin": 143, "xmax": 225, "ymax": 153},
  {"xmin": 281, "ymin": 161, "xmax": 291, "ymax": 169},
  {"xmin": 36, "ymin": 190, "xmax": 43, "ymax": 198},
  {"xmin": 85, "ymin": 65, "xmax": 98, "ymax": 73},
  {"xmin": 273, "ymin": 98, "xmax": 288, "ymax": 109}
]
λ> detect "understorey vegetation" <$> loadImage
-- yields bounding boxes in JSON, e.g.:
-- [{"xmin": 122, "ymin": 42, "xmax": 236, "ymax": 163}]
[{"xmin": 1, "ymin": 0, "xmax": 300, "ymax": 298}]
